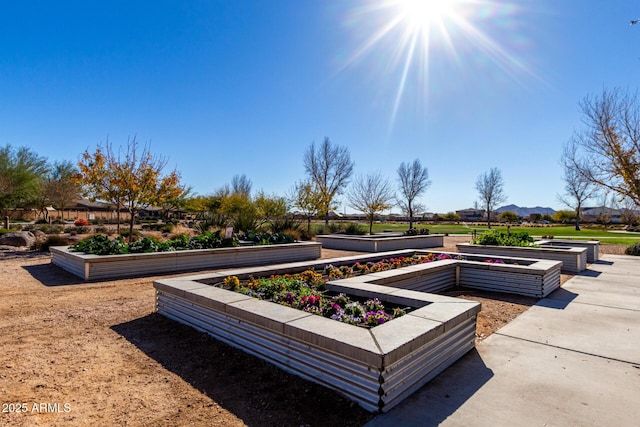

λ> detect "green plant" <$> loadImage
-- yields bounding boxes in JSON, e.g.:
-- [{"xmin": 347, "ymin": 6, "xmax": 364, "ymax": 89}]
[
  {"xmin": 128, "ymin": 237, "xmax": 170, "ymax": 253},
  {"xmin": 269, "ymin": 217, "xmax": 301, "ymax": 234},
  {"xmin": 242, "ymin": 231, "xmax": 294, "ymax": 245},
  {"xmin": 327, "ymin": 222, "xmax": 346, "ymax": 234},
  {"xmin": 625, "ymin": 242, "xmax": 640, "ymax": 256},
  {"xmin": 344, "ymin": 223, "xmax": 367, "ymax": 235},
  {"xmin": 70, "ymin": 235, "xmax": 129, "ymax": 255},
  {"xmin": 473, "ymin": 230, "xmax": 535, "ymax": 247},
  {"xmin": 95, "ymin": 226, "xmax": 108, "ymax": 233}
]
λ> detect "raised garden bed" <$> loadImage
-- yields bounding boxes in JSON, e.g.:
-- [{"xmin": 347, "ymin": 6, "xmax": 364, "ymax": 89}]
[
  {"xmin": 50, "ymin": 242, "xmax": 322, "ymax": 281},
  {"xmin": 456, "ymin": 242, "xmax": 587, "ymax": 273},
  {"xmin": 154, "ymin": 249, "xmax": 561, "ymax": 412},
  {"xmin": 315, "ymin": 233, "xmax": 444, "ymax": 252},
  {"xmin": 536, "ymin": 239, "xmax": 600, "ymax": 263}
]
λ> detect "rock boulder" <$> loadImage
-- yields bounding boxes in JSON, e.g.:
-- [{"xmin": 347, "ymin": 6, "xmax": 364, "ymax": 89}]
[{"xmin": 0, "ymin": 231, "xmax": 36, "ymax": 248}]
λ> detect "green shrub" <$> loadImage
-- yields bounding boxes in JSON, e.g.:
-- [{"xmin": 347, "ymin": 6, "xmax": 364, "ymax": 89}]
[
  {"xmin": 65, "ymin": 226, "xmax": 91, "ymax": 234},
  {"xmin": 95, "ymin": 226, "xmax": 108, "ymax": 233},
  {"xmin": 0, "ymin": 228, "xmax": 10, "ymax": 235},
  {"xmin": 270, "ymin": 217, "xmax": 301, "ymax": 234},
  {"xmin": 327, "ymin": 222, "xmax": 347, "ymax": 234},
  {"xmin": 473, "ymin": 230, "xmax": 535, "ymax": 247},
  {"xmin": 242, "ymin": 231, "xmax": 294, "ymax": 245},
  {"xmin": 625, "ymin": 242, "xmax": 640, "ymax": 256},
  {"xmin": 297, "ymin": 227, "xmax": 315, "ymax": 241},
  {"xmin": 344, "ymin": 223, "xmax": 366, "ymax": 235}
]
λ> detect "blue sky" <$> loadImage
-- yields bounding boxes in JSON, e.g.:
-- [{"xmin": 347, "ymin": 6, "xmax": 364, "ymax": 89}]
[{"xmin": 1, "ymin": 0, "xmax": 638, "ymax": 213}]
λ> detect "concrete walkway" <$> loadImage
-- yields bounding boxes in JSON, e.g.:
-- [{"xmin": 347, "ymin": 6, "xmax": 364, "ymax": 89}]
[{"xmin": 367, "ymin": 254, "xmax": 640, "ymax": 427}]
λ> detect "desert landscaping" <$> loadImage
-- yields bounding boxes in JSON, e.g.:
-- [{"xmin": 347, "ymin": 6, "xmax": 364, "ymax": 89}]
[{"xmin": 0, "ymin": 236, "xmax": 630, "ymax": 426}]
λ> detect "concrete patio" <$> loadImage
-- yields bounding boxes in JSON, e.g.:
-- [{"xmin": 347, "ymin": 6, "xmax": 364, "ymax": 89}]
[{"xmin": 366, "ymin": 254, "xmax": 640, "ymax": 426}]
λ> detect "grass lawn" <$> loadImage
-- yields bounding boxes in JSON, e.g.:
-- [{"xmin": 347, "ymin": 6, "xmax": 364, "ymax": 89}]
[{"xmin": 312, "ymin": 222, "xmax": 640, "ymax": 246}]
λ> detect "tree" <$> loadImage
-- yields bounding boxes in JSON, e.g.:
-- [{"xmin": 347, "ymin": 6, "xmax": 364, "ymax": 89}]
[
  {"xmin": 441, "ymin": 212, "xmax": 460, "ymax": 222},
  {"xmin": 558, "ymin": 143, "xmax": 597, "ymax": 230},
  {"xmin": 0, "ymin": 145, "xmax": 49, "ymax": 216},
  {"xmin": 566, "ymin": 88, "xmax": 640, "ymax": 207},
  {"xmin": 254, "ymin": 191, "xmax": 289, "ymax": 231},
  {"xmin": 475, "ymin": 167, "xmax": 507, "ymax": 229},
  {"xmin": 347, "ymin": 172, "xmax": 395, "ymax": 234},
  {"xmin": 231, "ymin": 174, "xmax": 252, "ymax": 197},
  {"xmin": 159, "ymin": 185, "xmax": 191, "ymax": 221},
  {"xmin": 396, "ymin": 159, "xmax": 431, "ymax": 229},
  {"xmin": 77, "ymin": 139, "xmax": 184, "ymax": 240},
  {"xmin": 303, "ymin": 138, "xmax": 354, "ymax": 225},
  {"xmin": 43, "ymin": 160, "xmax": 81, "ymax": 220},
  {"xmin": 498, "ymin": 210, "xmax": 519, "ymax": 222},
  {"xmin": 220, "ymin": 193, "xmax": 257, "ymax": 233},
  {"xmin": 553, "ymin": 210, "xmax": 576, "ymax": 223},
  {"xmin": 289, "ymin": 180, "xmax": 321, "ymax": 232}
]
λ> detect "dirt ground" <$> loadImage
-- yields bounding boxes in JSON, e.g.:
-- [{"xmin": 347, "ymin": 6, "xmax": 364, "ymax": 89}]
[{"xmin": 0, "ymin": 238, "xmax": 629, "ymax": 426}]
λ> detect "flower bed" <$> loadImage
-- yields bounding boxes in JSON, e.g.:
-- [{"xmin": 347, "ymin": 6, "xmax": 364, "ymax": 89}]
[
  {"xmin": 154, "ymin": 249, "xmax": 562, "ymax": 412},
  {"xmin": 220, "ymin": 255, "xmax": 459, "ymax": 328},
  {"xmin": 155, "ymin": 270, "xmax": 480, "ymax": 413}
]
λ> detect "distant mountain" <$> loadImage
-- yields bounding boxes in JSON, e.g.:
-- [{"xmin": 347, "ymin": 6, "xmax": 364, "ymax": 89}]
[{"xmin": 496, "ymin": 204, "xmax": 555, "ymax": 217}]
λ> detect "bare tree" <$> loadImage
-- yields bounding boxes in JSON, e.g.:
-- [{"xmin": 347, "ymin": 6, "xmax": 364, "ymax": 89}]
[
  {"xmin": 397, "ymin": 159, "xmax": 431, "ymax": 229},
  {"xmin": 558, "ymin": 143, "xmax": 597, "ymax": 231},
  {"xmin": 347, "ymin": 172, "xmax": 395, "ymax": 234},
  {"xmin": 231, "ymin": 174, "xmax": 252, "ymax": 198},
  {"xmin": 475, "ymin": 167, "xmax": 507, "ymax": 229},
  {"xmin": 303, "ymin": 137, "xmax": 354, "ymax": 225},
  {"xmin": 566, "ymin": 88, "xmax": 640, "ymax": 207}
]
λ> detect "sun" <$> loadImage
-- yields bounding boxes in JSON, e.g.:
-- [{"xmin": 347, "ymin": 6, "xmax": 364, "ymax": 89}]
[
  {"xmin": 396, "ymin": 0, "xmax": 457, "ymax": 32},
  {"xmin": 340, "ymin": 0, "xmax": 536, "ymax": 132}
]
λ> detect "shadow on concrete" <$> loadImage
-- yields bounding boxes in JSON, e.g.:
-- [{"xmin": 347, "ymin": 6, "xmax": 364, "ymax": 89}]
[
  {"xmin": 111, "ymin": 313, "xmax": 375, "ymax": 427},
  {"xmin": 592, "ymin": 260, "xmax": 614, "ymax": 266},
  {"xmin": 366, "ymin": 349, "xmax": 493, "ymax": 427},
  {"xmin": 576, "ymin": 269, "xmax": 603, "ymax": 278},
  {"xmin": 537, "ymin": 288, "xmax": 579, "ymax": 309}
]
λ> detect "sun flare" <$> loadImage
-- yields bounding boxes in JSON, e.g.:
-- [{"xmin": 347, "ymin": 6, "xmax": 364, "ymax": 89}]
[
  {"xmin": 397, "ymin": 0, "xmax": 457, "ymax": 31},
  {"xmin": 341, "ymin": 0, "xmax": 536, "ymax": 131}
]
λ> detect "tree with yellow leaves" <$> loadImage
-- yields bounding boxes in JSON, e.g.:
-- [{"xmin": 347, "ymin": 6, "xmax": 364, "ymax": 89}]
[{"xmin": 77, "ymin": 138, "xmax": 184, "ymax": 240}]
